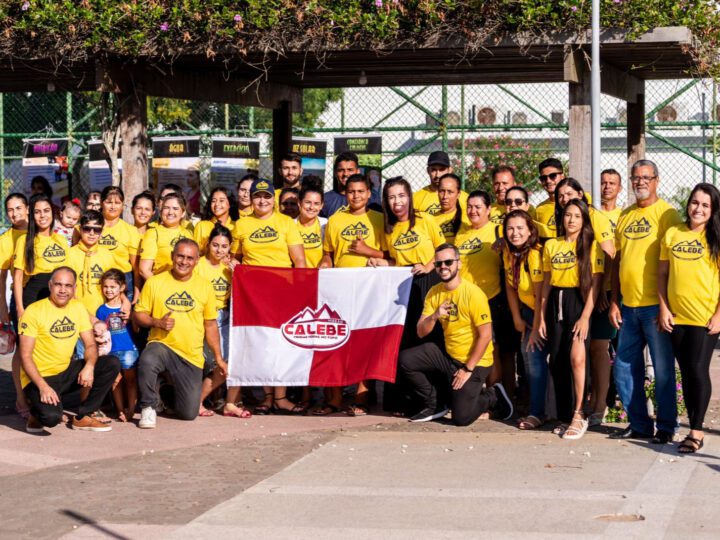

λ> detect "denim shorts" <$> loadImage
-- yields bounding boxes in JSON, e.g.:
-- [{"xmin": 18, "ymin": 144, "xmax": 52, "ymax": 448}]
[{"xmin": 116, "ymin": 349, "xmax": 139, "ymax": 370}]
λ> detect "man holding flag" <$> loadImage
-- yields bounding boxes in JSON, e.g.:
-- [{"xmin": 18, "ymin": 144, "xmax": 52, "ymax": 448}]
[{"xmin": 399, "ymin": 243, "xmax": 513, "ymax": 425}]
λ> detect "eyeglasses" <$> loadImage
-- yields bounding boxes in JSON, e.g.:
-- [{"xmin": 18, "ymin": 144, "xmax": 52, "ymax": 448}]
[
  {"xmin": 630, "ymin": 175, "xmax": 657, "ymax": 183},
  {"xmin": 433, "ymin": 258, "xmax": 458, "ymax": 268},
  {"xmin": 505, "ymin": 198, "xmax": 526, "ymax": 207},
  {"xmin": 81, "ymin": 226, "xmax": 103, "ymax": 234},
  {"xmin": 539, "ymin": 172, "xmax": 561, "ymax": 183}
]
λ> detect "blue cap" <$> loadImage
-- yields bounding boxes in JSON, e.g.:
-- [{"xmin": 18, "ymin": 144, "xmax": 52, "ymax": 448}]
[{"xmin": 250, "ymin": 178, "xmax": 275, "ymax": 196}]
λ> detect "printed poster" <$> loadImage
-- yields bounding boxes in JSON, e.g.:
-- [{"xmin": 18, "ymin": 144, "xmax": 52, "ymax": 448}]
[
  {"xmin": 22, "ymin": 138, "xmax": 70, "ymax": 204},
  {"xmin": 88, "ymin": 140, "xmax": 122, "ymax": 192},
  {"xmin": 210, "ymin": 137, "xmax": 260, "ymax": 188},
  {"xmin": 291, "ymin": 137, "xmax": 327, "ymax": 180},
  {"xmin": 333, "ymin": 135, "xmax": 382, "ymax": 192},
  {"xmin": 151, "ymin": 136, "xmax": 202, "ymax": 215}
]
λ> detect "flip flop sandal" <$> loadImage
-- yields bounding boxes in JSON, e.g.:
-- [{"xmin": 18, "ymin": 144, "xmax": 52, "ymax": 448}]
[
  {"xmin": 678, "ymin": 435, "xmax": 704, "ymax": 454},
  {"xmin": 346, "ymin": 403, "xmax": 369, "ymax": 417},
  {"xmin": 312, "ymin": 403, "xmax": 341, "ymax": 416},
  {"xmin": 254, "ymin": 393, "xmax": 274, "ymax": 415},
  {"xmin": 223, "ymin": 405, "xmax": 252, "ymax": 418},
  {"xmin": 518, "ymin": 415, "xmax": 544, "ymax": 430},
  {"xmin": 272, "ymin": 395, "xmax": 306, "ymax": 415}
]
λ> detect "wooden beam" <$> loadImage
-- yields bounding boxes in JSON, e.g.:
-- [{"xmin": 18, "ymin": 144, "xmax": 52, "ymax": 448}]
[
  {"xmin": 627, "ymin": 81, "xmax": 646, "ymax": 201},
  {"xmin": 272, "ymin": 101, "xmax": 293, "ymax": 188},
  {"xmin": 600, "ymin": 61, "xmax": 643, "ymax": 103},
  {"xmin": 563, "ymin": 46, "xmax": 583, "ymax": 84},
  {"xmin": 96, "ymin": 61, "xmax": 303, "ymax": 111},
  {"xmin": 568, "ymin": 68, "xmax": 592, "ymax": 192},
  {"xmin": 118, "ymin": 89, "xmax": 148, "ymax": 221}
]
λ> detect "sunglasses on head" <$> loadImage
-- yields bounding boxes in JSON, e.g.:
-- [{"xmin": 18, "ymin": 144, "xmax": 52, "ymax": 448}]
[
  {"xmin": 539, "ymin": 172, "xmax": 561, "ymax": 183},
  {"xmin": 81, "ymin": 226, "xmax": 103, "ymax": 234},
  {"xmin": 433, "ymin": 258, "xmax": 458, "ymax": 269},
  {"xmin": 505, "ymin": 197, "xmax": 526, "ymax": 206}
]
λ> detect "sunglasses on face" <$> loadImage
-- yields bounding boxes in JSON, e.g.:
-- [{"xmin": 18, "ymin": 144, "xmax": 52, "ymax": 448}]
[
  {"xmin": 539, "ymin": 172, "xmax": 561, "ymax": 183},
  {"xmin": 505, "ymin": 198, "xmax": 526, "ymax": 206},
  {"xmin": 433, "ymin": 258, "xmax": 458, "ymax": 269},
  {"xmin": 81, "ymin": 226, "xmax": 103, "ymax": 234}
]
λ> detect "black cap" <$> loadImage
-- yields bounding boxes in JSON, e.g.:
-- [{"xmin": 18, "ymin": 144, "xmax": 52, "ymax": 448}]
[{"xmin": 427, "ymin": 151, "xmax": 450, "ymax": 167}]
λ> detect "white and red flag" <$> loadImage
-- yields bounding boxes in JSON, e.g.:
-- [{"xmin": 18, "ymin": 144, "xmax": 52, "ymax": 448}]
[{"xmin": 228, "ymin": 266, "xmax": 412, "ymax": 386}]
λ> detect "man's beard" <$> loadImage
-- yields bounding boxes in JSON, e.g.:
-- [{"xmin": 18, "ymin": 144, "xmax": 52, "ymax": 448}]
[
  {"xmin": 634, "ymin": 188, "xmax": 650, "ymax": 201},
  {"xmin": 439, "ymin": 269, "xmax": 459, "ymax": 283}
]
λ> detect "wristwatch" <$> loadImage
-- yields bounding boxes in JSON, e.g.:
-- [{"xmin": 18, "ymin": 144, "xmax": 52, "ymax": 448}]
[{"xmin": 461, "ymin": 364, "xmax": 472, "ymax": 373}]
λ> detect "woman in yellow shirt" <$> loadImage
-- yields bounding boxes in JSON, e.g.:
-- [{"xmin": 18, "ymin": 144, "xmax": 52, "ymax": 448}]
[
  {"xmin": 433, "ymin": 174, "xmax": 469, "ymax": 242},
  {"xmin": 502, "ymin": 210, "xmax": 547, "ymax": 430},
  {"xmin": 194, "ymin": 187, "xmax": 239, "ymax": 255},
  {"xmin": 235, "ymin": 178, "xmax": 306, "ymax": 415},
  {"xmin": 132, "ymin": 191, "xmax": 155, "ymax": 238},
  {"xmin": 658, "ymin": 183, "xmax": 720, "ymax": 453},
  {"xmin": 237, "ymin": 174, "xmax": 256, "ymax": 217},
  {"xmin": 138, "ymin": 192, "xmax": 193, "ymax": 283},
  {"xmin": 539, "ymin": 199, "xmax": 603, "ymax": 440},
  {"xmin": 296, "ymin": 182, "xmax": 327, "ymax": 269}
]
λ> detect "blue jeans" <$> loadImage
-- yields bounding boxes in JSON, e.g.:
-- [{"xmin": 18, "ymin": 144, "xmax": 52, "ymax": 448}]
[
  {"xmin": 613, "ymin": 304, "xmax": 677, "ymax": 434},
  {"xmin": 521, "ymin": 306, "xmax": 549, "ymax": 419}
]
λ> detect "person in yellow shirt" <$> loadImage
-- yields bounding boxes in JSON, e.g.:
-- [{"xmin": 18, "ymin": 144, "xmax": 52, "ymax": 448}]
[
  {"xmin": 398, "ymin": 243, "xmax": 513, "ymax": 425},
  {"xmin": 194, "ymin": 186, "xmax": 239, "ymax": 254},
  {"xmin": 608, "ymin": 160, "xmax": 683, "ymax": 443},
  {"xmin": 321, "ymin": 174, "xmax": 387, "ymax": 269},
  {"xmin": 413, "ymin": 151, "xmax": 469, "ymax": 216},
  {"xmin": 658, "ymin": 183, "xmax": 720, "ymax": 453},
  {"xmin": 19, "ymin": 266, "xmax": 121, "ymax": 433},
  {"xmin": 138, "ymin": 192, "xmax": 193, "ymax": 283},
  {"xmin": 539, "ymin": 199, "xmax": 603, "ymax": 440},
  {"xmin": 534, "ymin": 157, "xmax": 565, "ymax": 240},
  {"xmin": 489, "ymin": 166, "xmax": 537, "ymax": 224},
  {"xmin": 131, "ymin": 191, "xmax": 155, "ymax": 238},
  {"xmin": 234, "ymin": 178, "xmax": 306, "ymax": 416},
  {"xmin": 296, "ymin": 182, "xmax": 327, "ymax": 269},
  {"xmin": 433, "ymin": 173, "xmax": 471, "ymax": 242},
  {"xmin": 502, "ymin": 210, "xmax": 547, "ymax": 429},
  {"xmin": 453, "ymin": 190, "xmax": 518, "ymax": 396},
  {"xmin": 237, "ymin": 174, "xmax": 256, "ymax": 217},
  {"xmin": 133, "ymin": 239, "xmax": 224, "ymax": 428}
]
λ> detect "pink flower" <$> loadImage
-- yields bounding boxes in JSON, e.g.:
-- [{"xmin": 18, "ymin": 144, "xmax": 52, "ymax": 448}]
[
  {"xmin": 375, "ymin": 0, "xmax": 383, "ymax": 6},
  {"xmin": 571, "ymin": 6, "xmax": 578, "ymax": 11},
  {"xmin": 159, "ymin": 22, "xmax": 169, "ymax": 31},
  {"xmin": 234, "ymin": 14, "xmax": 242, "ymax": 22},
  {"xmin": 21, "ymin": 1, "xmax": 29, "ymax": 10}
]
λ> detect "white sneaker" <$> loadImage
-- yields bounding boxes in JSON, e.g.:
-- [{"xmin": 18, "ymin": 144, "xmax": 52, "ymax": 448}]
[{"xmin": 139, "ymin": 407, "xmax": 157, "ymax": 429}]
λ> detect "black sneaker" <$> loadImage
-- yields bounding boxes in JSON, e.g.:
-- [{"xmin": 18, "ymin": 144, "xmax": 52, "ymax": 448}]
[
  {"xmin": 409, "ymin": 406, "xmax": 450, "ymax": 423},
  {"xmin": 492, "ymin": 383, "xmax": 514, "ymax": 420}
]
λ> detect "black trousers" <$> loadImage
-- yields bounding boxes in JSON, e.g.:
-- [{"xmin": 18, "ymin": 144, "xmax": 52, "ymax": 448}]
[
  {"xmin": 137, "ymin": 342, "xmax": 203, "ymax": 420},
  {"xmin": 671, "ymin": 324, "xmax": 718, "ymax": 430},
  {"xmin": 399, "ymin": 342, "xmax": 496, "ymax": 426},
  {"xmin": 24, "ymin": 355, "xmax": 120, "ymax": 427},
  {"xmin": 546, "ymin": 286, "xmax": 589, "ymax": 423}
]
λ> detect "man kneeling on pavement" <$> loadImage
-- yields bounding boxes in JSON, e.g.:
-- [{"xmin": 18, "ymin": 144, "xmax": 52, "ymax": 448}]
[
  {"xmin": 399, "ymin": 244, "xmax": 513, "ymax": 425},
  {"xmin": 20, "ymin": 266, "xmax": 121, "ymax": 433}
]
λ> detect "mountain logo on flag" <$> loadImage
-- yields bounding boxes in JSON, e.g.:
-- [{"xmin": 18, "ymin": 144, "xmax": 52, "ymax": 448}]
[
  {"xmin": 393, "ymin": 230, "xmax": 420, "ymax": 251},
  {"xmin": 671, "ymin": 239, "xmax": 704, "ymax": 260},
  {"xmin": 340, "ymin": 222, "xmax": 370, "ymax": 241},
  {"xmin": 50, "ymin": 316, "xmax": 77, "ymax": 339},
  {"xmin": 164, "ymin": 291, "xmax": 196, "ymax": 312},
  {"xmin": 551, "ymin": 250, "xmax": 577, "ymax": 270},
  {"xmin": 623, "ymin": 217, "xmax": 652, "ymax": 239},
  {"xmin": 250, "ymin": 226, "xmax": 279, "ymax": 243},
  {"xmin": 281, "ymin": 303, "xmax": 350, "ymax": 350}
]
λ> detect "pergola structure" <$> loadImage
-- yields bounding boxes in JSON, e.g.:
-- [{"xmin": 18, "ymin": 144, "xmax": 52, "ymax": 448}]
[{"xmin": 0, "ymin": 26, "xmax": 701, "ymax": 200}]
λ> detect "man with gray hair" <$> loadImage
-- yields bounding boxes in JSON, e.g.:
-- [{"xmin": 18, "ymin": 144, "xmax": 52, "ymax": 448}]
[
  {"xmin": 134, "ymin": 238, "xmax": 224, "ymax": 428},
  {"xmin": 608, "ymin": 159, "xmax": 682, "ymax": 443}
]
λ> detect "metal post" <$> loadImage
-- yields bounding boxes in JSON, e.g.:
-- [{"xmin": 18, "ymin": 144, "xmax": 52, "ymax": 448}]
[
  {"xmin": 0, "ymin": 93, "xmax": 4, "ymax": 223},
  {"xmin": 702, "ymin": 92, "xmax": 707, "ymax": 183},
  {"xmin": 713, "ymin": 81, "xmax": 717, "ymax": 185},
  {"xmin": 460, "ymin": 84, "xmax": 466, "ymax": 187},
  {"xmin": 340, "ymin": 93, "xmax": 345, "ymax": 133},
  {"xmin": 591, "ymin": 0, "xmax": 601, "ymax": 205},
  {"xmin": 441, "ymin": 85, "xmax": 448, "ymax": 153},
  {"xmin": 224, "ymin": 103, "xmax": 229, "ymax": 132},
  {"xmin": 248, "ymin": 106, "xmax": 255, "ymax": 136}
]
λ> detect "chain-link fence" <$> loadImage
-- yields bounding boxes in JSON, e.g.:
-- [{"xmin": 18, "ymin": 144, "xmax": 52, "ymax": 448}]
[{"xmin": 1, "ymin": 79, "xmax": 717, "ymax": 221}]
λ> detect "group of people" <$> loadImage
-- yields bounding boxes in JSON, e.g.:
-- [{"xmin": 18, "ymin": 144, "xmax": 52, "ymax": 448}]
[{"xmin": 2, "ymin": 150, "xmax": 715, "ymax": 453}]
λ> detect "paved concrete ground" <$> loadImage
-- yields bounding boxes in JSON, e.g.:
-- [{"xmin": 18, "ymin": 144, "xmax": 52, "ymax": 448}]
[{"xmin": 1, "ymin": 353, "xmax": 719, "ymax": 539}]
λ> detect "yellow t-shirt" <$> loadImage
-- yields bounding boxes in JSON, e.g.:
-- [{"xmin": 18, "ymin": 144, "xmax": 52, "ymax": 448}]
[
  {"xmin": 385, "ymin": 213, "xmax": 444, "ymax": 266},
  {"xmin": 589, "ymin": 207, "xmax": 613, "ymax": 245},
  {"xmin": 323, "ymin": 208, "xmax": 387, "ymax": 268},
  {"xmin": 503, "ymin": 247, "xmax": 544, "ymax": 310},
  {"xmin": 139, "ymin": 225, "xmax": 193, "ymax": 274},
  {"xmin": 422, "ymin": 280, "xmax": 494, "ymax": 367},
  {"xmin": 98, "ymin": 219, "xmax": 141, "ymax": 274},
  {"xmin": 193, "ymin": 217, "xmax": 236, "ymax": 254},
  {"xmin": 413, "ymin": 186, "xmax": 469, "ymax": 216},
  {"xmin": 433, "ymin": 209, "xmax": 472, "ymax": 242},
  {"xmin": 534, "ymin": 198, "xmax": 556, "ymax": 239},
  {"xmin": 615, "ymin": 199, "xmax": 682, "ymax": 307},
  {"xmin": 454, "ymin": 222, "xmax": 502, "ymax": 300},
  {"xmin": 18, "ymin": 298, "xmax": 93, "ymax": 387},
  {"xmin": 296, "ymin": 218, "xmax": 326, "ymax": 269},
  {"xmin": 489, "ymin": 203, "xmax": 537, "ymax": 225},
  {"xmin": 0, "ymin": 227, "xmax": 26, "ymax": 270},
  {"xmin": 67, "ymin": 244, "xmax": 116, "ymax": 315},
  {"xmin": 238, "ymin": 208, "xmax": 253, "ymax": 218},
  {"xmin": 234, "ymin": 211, "xmax": 303, "ymax": 268},
  {"xmin": 135, "ymin": 271, "xmax": 218, "ymax": 368},
  {"xmin": 660, "ymin": 224, "xmax": 720, "ymax": 327},
  {"xmin": 542, "ymin": 237, "xmax": 604, "ymax": 288},
  {"xmin": 195, "ymin": 256, "xmax": 232, "ymax": 310},
  {"xmin": 13, "ymin": 232, "xmax": 68, "ymax": 283},
  {"xmin": 597, "ymin": 206, "xmax": 623, "ymax": 235}
]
